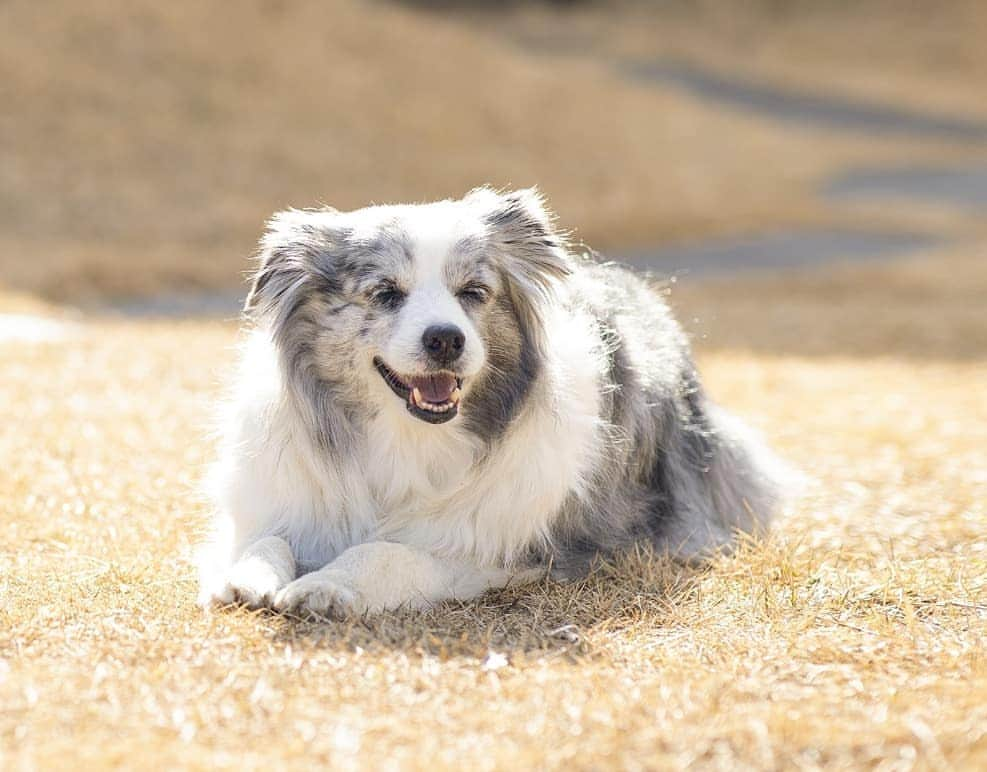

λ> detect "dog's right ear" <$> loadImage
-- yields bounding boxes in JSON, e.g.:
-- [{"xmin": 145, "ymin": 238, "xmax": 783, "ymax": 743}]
[
  {"xmin": 467, "ymin": 186, "xmax": 572, "ymax": 294},
  {"xmin": 243, "ymin": 208, "xmax": 338, "ymax": 316}
]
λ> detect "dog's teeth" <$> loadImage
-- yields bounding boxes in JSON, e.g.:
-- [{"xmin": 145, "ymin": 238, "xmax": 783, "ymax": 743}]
[
  {"xmin": 421, "ymin": 401, "xmax": 450, "ymax": 413},
  {"xmin": 407, "ymin": 385, "xmax": 459, "ymax": 414}
]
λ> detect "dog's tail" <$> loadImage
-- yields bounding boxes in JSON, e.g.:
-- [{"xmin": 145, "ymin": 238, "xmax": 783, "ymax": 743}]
[{"xmin": 656, "ymin": 401, "xmax": 800, "ymax": 562}]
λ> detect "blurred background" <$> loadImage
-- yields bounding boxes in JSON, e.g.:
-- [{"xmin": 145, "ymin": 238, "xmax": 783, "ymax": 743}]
[{"xmin": 2, "ymin": 0, "xmax": 986, "ymax": 324}]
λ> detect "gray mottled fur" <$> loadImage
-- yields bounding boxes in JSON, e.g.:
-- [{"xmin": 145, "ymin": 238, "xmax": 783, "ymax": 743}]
[{"xmin": 533, "ymin": 260, "xmax": 783, "ymax": 576}]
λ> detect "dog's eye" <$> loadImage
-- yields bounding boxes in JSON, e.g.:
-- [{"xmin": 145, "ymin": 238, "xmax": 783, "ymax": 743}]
[
  {"xmin": 369, "ymin": 285, "xmax": 406, "ymax": 309},
  {"xmin": 457, "ymin": 283, "xmax": 491, "ymax": 305}
]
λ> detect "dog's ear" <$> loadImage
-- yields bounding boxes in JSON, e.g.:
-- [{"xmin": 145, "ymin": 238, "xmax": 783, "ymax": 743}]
[
  {"xmin": 244, "ymin": 208, "xmax": 338, "ymax": 316},
  {"xmin": 469, "ymin": 187, "xmax": 572, "ymax": 292}
]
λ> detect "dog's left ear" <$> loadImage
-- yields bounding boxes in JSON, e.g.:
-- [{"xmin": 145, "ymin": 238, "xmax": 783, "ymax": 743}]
[
  {"xmin": 469, "ymin": 187, "xmax": 572, "ymax": 290},
  {"xmin": 244, "ymin": 208, "xmax": 339, "ymax": 316}
]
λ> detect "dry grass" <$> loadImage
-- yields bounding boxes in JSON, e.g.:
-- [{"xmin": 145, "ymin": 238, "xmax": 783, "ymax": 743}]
[
  {"xmin": 3, "ymin": 1, "xmax": 986, "ymax": 767},
  {"xmin": 0, "ymin": 0, "xmax": 935, "ymax": 303},
  {"xmin": 670, "ymin": 239, "xmax": 987, "ymax": 360},
  {"xmin": 489, "ymin": 0, "xmax": 987, "ymax": 120},
  {"xmin": 2, "ymin": 241, "xmax": 985, "ymax": 770}
]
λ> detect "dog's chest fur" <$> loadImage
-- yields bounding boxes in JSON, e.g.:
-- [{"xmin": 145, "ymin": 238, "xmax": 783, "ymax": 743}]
[
  {"xmin": 353, "ymin": 303, "xmax": 609, "ymax": 565},
  {"xmin": 362, "ymin": 401, "xmax": 480, "ymax": 516}
]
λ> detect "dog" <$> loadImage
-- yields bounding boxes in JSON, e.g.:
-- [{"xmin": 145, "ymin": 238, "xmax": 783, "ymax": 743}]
[{"xmin": 198, "ymin": 187, "xmax": 786, "ymax": 617}]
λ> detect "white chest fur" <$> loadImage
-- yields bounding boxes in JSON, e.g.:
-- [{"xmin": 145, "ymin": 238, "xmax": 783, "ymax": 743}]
[
  {"xmin": 363, "ymin": 397, "xmax": 481, "ymax": 518},
  {"xmin": 369, "ymin": 303, "xmax": 608, "ymax": 567}
]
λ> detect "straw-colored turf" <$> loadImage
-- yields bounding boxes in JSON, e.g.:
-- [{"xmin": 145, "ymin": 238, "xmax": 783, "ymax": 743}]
[
  {"xmin": 2, "ymin": 243, "xmax": 984, "ymax": 770},
  {"xmin": 0, "ymin": 0, "xmax": 945, "ymax": 304},
  {"xmin": 3, "ymin": 1, "xmax": 986, "ymax": 767},
  {"xmin": 490, "ymin": 0, "xmax": 987, "ymax": 119}
]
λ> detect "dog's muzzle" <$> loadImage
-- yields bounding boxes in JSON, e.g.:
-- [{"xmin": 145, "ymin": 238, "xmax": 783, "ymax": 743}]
[{"xmin": 374, "ymin": 357, "xmax": 463, "ymax": 424}]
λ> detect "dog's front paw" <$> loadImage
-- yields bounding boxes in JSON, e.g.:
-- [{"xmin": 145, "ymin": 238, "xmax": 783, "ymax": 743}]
[
  {"xmin": 199, "ymin": 536, "xmax": 296, "ymax": 611},
  {"xmin": 201, "ymin": 562, "xmax": 285, "ymax": 611},
  {"xmin": 224, "ymin": 574, "xmax": 280, "ymax": 610},
  {"xmin": 272, "ymin": 570, "xmax": 366, "ymax": 619}
]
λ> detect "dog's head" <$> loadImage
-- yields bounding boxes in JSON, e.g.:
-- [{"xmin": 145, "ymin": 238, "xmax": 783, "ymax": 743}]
[{"xmin": 245, "ymin": 188, "xmax": 570, "ymax": 430}]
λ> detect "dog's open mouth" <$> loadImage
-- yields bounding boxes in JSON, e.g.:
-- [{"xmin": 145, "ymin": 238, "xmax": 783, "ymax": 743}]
[{"xmin": 374, "ymin": 357, "xmax": 463, "ymax": 424}]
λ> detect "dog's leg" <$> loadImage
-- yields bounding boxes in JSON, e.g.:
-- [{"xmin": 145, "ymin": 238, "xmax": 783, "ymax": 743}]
[
  {"xmin": 272, "ymin": 541, "xmax": 533, "ymax": 618},
  {"xmin": 200, "ymin": 535, "xmax": 297, "ymax": 610}
]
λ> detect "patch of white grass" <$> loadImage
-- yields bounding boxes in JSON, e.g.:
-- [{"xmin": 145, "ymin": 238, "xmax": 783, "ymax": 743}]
[{"xmin": 0, "ymin": 314, "xmax": 73, "ymax": 344}]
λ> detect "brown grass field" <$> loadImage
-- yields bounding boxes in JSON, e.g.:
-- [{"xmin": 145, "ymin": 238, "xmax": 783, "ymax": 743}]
[
  {"xmin": 2, "ymin": 0, "xmax": 973, "ymax": 303},
  {"xmin": 3, "ymin": 0, "xmax": 987, "ymax": 768},
  {"xmin": 2, "ymin": 242, "xmax": 985, "ymax": 769},
  {"xmin": 486, "ymin": 0, "xmax": 987, "ymax": 119}
]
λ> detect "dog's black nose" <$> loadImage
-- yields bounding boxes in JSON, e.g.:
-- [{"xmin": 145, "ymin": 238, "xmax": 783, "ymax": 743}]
[{"xmin": 422, "ymin": 324, "xmax": 465, "ymax": 364}]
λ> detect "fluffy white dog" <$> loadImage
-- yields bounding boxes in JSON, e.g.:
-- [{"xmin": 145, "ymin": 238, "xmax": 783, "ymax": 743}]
[{"xmin": 198, "ymin": 188, "xmax": 785, "ymax": 617}]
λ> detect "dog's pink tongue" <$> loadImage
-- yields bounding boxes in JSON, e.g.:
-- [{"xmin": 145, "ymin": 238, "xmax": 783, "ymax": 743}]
[{"xmin": 411, "ymin": 373, "xmax": 457, "ymax": 403}]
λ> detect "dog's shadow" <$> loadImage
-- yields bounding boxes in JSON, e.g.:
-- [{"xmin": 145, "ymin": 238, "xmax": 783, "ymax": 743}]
[{"xmin": 256, "ymin": 552, "xmax": 702, "ymax": 663}]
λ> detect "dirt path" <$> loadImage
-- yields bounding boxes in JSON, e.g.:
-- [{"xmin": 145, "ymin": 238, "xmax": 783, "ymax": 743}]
[
  {"xmin": 607, "ymin": 56, "xmax": 987, "ymax": 276},
  {"xmin": 621, "ymin": 58, "xmax": 987, "ymax": 142}
]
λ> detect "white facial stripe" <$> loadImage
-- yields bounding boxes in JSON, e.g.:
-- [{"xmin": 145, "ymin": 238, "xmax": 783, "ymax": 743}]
[
  {"xmin": 412, "ymin": 284, "xmax": 472, "ymax": 330},
  {"xmin": 400, "ymin": 203, "xmax": 486, "ymax": 284},
  {"xmin": 366, "ymin": 205, "xmax": 489, "ymax": 380}
]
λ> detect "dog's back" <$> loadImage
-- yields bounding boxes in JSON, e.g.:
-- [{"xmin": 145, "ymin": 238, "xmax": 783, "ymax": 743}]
[{"xmin": 541, "ymin": 259, "xmax": 788, "ymax": 575}]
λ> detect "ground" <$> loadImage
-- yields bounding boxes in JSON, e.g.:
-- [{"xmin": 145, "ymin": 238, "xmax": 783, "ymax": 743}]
[
  {"xmin": 4, "ymin": 0, "xmax": 984, "ymax": 302},
  {"xmin": 3, "ymin": 0, "xmax": 987, "ymax": 768},
  {"xmin": 2, "ymin": 243, "xmax": 985, "ymax": 769}
]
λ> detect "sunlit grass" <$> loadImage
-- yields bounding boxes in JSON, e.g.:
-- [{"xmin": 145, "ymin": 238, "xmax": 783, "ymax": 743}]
[{"xmin": 2, "ymin": 246, "xmax": 985, "ymax": 769}]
